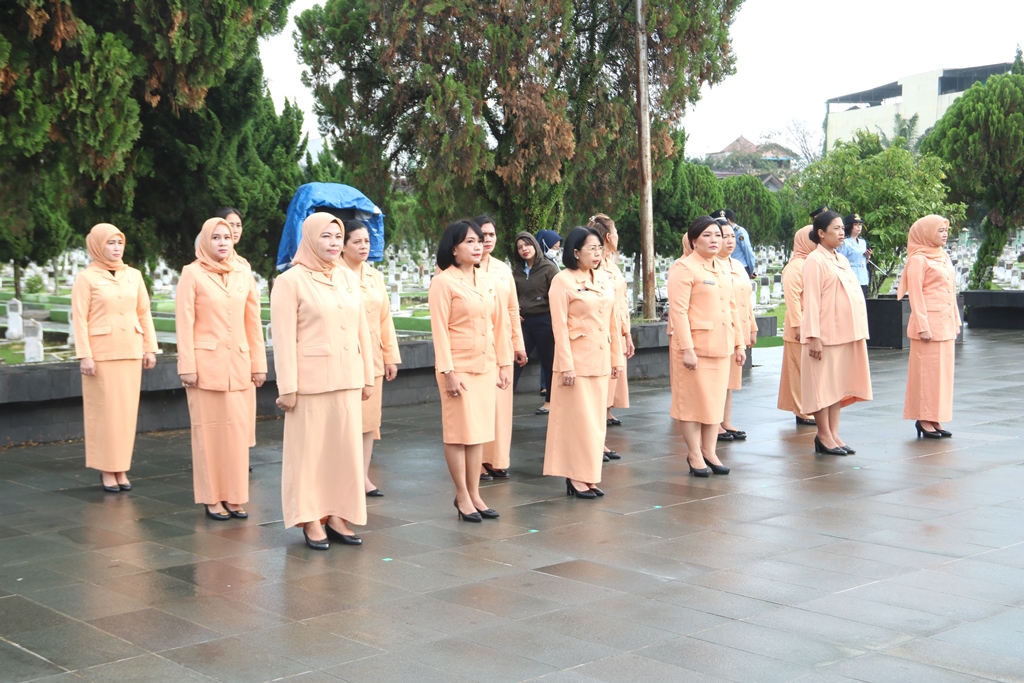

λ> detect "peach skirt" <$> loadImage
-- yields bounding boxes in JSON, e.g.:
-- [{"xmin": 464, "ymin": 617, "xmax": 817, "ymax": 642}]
[
  {"xmin": 903, "ymin": 339, "xmax": 954, "ymax": 422},
  {"xmin": 728, "ymin": 355, "xmax": 743, "ymax": 391},
  {"xmin": 82, "ymin": 358, "xmax": 141, "ymax": 472},
  {"xmin": 187, "ymin": 386, "xmax": 253, "ymax": 505},
  {"xmin": 670, "ymin": 350, "xmax": 729, "ymax": 425},
  {"xmin": 437, "ymin": 368, "xmax": 496, "ymax": 445},
  {"xmin": 482, "ymin": 379, "xmax": 513, "ymax": 469},
  {"xmin": 544, "ymin": 375, "xmax": 607, "ymax": 484},
  {"xmin": 777, "ymin": 341, "xmax": 803, "ymax": 414},
  {"xmin": 800, "ymin": 340, "xmax": 873, "ymax": 414},
  {"xmin": 281, "ymin": 389, "xmax": 366, "ymax": 529},
  {"xmin": 361, "ymin": 375, "xmax": 385, "ymax": 439},
  {"xmin": 606, "ymin": 367, "xmax": 630, "ymax": 408}
]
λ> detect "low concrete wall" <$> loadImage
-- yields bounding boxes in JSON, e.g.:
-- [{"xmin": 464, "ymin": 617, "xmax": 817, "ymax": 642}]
[{"xmin": 0, "ymin": 318, "xmax": 772, "ymax": 447}]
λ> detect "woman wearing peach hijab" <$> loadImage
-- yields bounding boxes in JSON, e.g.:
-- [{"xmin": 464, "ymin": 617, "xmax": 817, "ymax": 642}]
[
  {"xmin": 717, "ymin": 221, "xmax": 757, "ymax": 441},
  {"xmin": 72, "ymin": 224, "xmax": 158, "ymax": 492},
  {"xmin": 271, "ymin": 213, "xmax": 375, "ymax": 550},
  {"xmin": 800, "ymin": 210, "xmax": 872, "ymax": 455},
  {"xmin": 339, "ymin": 219, "xmax": 401, "ymax": 495},
  {"xmin": 667, "ymin": 216, "xmax": 746, "ymax": 477},
  {"xmin": 587, "ymin": 214, "xmax": 635, "ymax": 460},
  {"xmin": 176, "ymin": 218, "xmax": 267, "ymax": 520},
  {"xmin": 777, "ymin": 226, "xmax": 817, "ymax": 425},
  {"xmin": 898, "ymin": 215, "xmax": 960, "ymax": 438}
]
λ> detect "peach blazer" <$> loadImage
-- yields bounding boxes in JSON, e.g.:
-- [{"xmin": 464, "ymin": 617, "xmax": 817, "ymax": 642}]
[
  {"xmin": 903, "ymin": 255, "xmax": 961, "ymax": 341},
  {"xmin": 481, "ymin": 255, "xmax": 526, "ymax": 355},
  {"xmin": 724, "ymin": 257, "xmax": 756, "ymax": 343},
  {"xmin": 801, "ymin": 245, "xmax": 868, "ymax": 345},
  {"xmin": 781, "ymin": 256, "xmax": 807, "ymax": 343},
  {"xmin": 175, "ymin": 263, "xmax": 268, "ymax": 391},
  {"xmin": 667, "ymin": 253, "xmax": 743, "ymax": 358},
  {"xmin": 270, "ymin": 264, "xmax": 374, "ymax": 396},
  {"xmin": 355, "ymin": 262, "xmax": 401, "ymax": 375},
  {"xmin": 600, "ymin": 257, "xmax": 631, "ymax": 337},
  {"xmin": 549, "ymin": 268, "xmax": 625, "ymax": 376},
  {"xmin": 429, "ymin": 266, "xmax": 512, "ymax": 374},
  {"xmin": 72, "ymin": 265, "xmax": 157, "ymax": 361}
]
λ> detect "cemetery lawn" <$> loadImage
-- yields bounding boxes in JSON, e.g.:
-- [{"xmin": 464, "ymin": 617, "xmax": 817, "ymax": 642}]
[{"xmin": 0, "ymin": 343, "xmax": 24, "ymax": 365}]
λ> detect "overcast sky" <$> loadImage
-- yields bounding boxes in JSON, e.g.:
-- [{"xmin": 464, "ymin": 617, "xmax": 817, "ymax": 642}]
[{"xmin": 260, "ymin": 0, "xmax": 1024, "ymax": 159}]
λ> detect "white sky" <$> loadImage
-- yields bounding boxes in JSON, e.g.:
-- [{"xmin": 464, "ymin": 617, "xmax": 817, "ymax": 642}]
[{"xmin": 260, "ymin": 0, "xmax": 1024, "ymax": 159}]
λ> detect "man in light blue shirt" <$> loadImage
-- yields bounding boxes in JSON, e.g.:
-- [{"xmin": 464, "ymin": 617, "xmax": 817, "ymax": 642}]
[{"xmin": 717, "ymin": 209, "xmax": 756, "ymax": 278}]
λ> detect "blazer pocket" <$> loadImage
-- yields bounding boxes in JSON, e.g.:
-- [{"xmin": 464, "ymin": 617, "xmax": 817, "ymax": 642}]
[
  {"xmin": 302, "ymin": 344, "xmax": 331, "ymax": 356},
  {"xmin": 239, "ymin": 342, "xmax": 250, "ymax": 352},
  {"xmin": 194, "ymin": 340, "xmax": 218, "ymax": 351},
  {"xmin": 568, "ymin": 331, "xmax": 587, "ymax": 340},
  {"xmin": 90, "ymin": 325, "xmax": 113, "ymax": 336},
  {"xmin": 689, "ymin": 319, "xmax": 714, "ymax": 331}
]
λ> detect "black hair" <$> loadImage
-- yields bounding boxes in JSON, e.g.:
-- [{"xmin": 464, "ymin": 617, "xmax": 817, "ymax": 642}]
[
  {"xmin": 810, "ymin": 210, "xmax": 843, "ymax": 244},
  {"xmin": 561, "ymin": 226, "xmax": 603, "ymax": 270},
  {"xmin": 342, "ymin": 219, "xmax": 370, "ymax": 244},
  {"xmin": 723, "ymin": 209, "xmax": 736, "ymax": 223},
  {"xmin": 216, "ymin": 206, "xmax": 242, "ymax": 221},
  {"xmin": 436, "ymin": 219, "xmax": 484, "ymax": 270},
  {"xmin": 472, "ymin": 214, "xmax": 496, "ymax": 230},
  {"xmin": 686, "ymin": 216, "xmax": 720, "ymax": 249}
]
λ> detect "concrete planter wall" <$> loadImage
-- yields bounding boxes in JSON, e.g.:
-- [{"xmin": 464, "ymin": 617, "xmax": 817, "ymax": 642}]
[{"xmin": 963, "ymin": 290, "xmax": 1024, "ymax": 329}]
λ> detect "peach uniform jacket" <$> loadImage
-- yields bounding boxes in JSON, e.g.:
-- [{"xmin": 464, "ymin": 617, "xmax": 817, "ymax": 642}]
[
  {"xmin": 799, "ymin": 245, "xmax": 873, "ymax": 413},
  {"xmin": 902, "ymin": 253, "xmax": 960, "ymax": 422},
  {"xmin": 667, "ymin": 253, "xmax": 744, "ymax": 425},
  {"xmin": 271, "ymin": 264, "xmax": 375, "ymax": 529},
  {"xmin": 356, "ymin": 262, "xmax": 401, "ymax": 439},
  {"xmin": 481, "ymin": 255, "xmax": 525, "ymax": 468},
  {"xmin": 175, "ymin": 262, "xmax": 267, "ymax": 505},
  {"xmin": 778, "ymin": 252, "xmax": 808, "ymax": 414},
  {"xmin": 724, "ymin": 256, "xmax": 756, "ymax": 391},
  {"xmin": 72, "ymin": 265, "xmax": 158, "ymax": 472},
  {"xmin": 543, "ymin": 268, "xmax": 624, "ymax": 484},
  {"xmin": 601, "ymin": 256, "xmax": 631, "ymax": 408},
  {"xmin": 429, "ymin": 266, "xmax": 512, "ymax": 445}
]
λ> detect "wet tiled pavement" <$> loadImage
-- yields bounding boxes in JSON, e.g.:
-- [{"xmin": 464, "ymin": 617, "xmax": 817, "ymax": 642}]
[{"xmin": 1, "ymin": 329, "xmax": 1022, "ymax": 682}]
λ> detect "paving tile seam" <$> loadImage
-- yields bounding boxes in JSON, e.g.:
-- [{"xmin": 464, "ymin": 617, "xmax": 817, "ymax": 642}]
[{"xmin": 0, "ymin": 633, "xmax": 71, "ymax": 673}]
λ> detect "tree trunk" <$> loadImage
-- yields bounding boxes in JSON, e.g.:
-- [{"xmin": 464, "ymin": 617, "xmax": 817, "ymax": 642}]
[
  {"xmin": 13, "ymin": 263, "xmax": 22, "ymax": 300},
  {"xmin": 968, "ymin": 217, "xmax": 1009, "ymax": 290}
]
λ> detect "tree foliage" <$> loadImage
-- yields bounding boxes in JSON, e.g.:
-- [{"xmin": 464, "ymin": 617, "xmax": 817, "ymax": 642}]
[
  {"xmin": 296, "ymin": 0, "xmax": 744, "ymax": 254},
  {"xmin": 919, "ymin": 48, "xmax": 1024, "ymax": 289},
  {"xmin": 800, "ymin": 132, "xmax": 965, "ymax": 296},
  {"xmin": 720, "ymin": 174, "xmax": 780, "ymax": 245}
]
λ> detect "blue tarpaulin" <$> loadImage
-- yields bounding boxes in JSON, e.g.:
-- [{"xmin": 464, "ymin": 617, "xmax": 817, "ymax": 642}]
[{"xmin": 276, "ymin": 183, "xmax": 385, "ymax": 270}]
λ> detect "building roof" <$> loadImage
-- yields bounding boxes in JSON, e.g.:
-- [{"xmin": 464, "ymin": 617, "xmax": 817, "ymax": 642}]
[
  {"xmin": 719, "ymin": 136, "xmax": 758, "ymax": 155},
  {"xmin": 827, "ymin": 62, "xmax": 1012, "ymax": 105}
]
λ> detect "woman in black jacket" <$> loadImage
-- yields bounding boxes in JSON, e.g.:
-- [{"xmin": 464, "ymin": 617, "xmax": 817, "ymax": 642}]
[{"xmin": 512, "ymin": 231, "xmax": 559, "ymax": 414}]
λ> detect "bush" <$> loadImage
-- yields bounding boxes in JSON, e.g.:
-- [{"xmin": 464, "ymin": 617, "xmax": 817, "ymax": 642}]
[{"xmin": 24, "ymin": 274, "xmax": 45, "ymax": 294}]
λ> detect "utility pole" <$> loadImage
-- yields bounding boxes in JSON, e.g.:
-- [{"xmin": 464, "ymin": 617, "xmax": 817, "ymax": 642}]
[{"xmin": 635, "ymin": 0, "xmax": 655, "ymax": 320}]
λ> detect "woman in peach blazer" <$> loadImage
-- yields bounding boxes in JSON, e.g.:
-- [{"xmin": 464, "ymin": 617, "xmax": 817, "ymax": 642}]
[
  {"xmin": 476, "ymin": 215, "xmax": 527, "ymax": 480},
  {"xmin": 176, "ymin": 218, "xmax": 267, "ymax": 520},
  {"xmin": 898, "ymin": 215, "xmax": 960, "ymax": 438},
  {"xmin": 800, "ymin": 210, "xmax": 872, "ymax": 455},
  {"xmin": 543, "ymin": 226, "xmax": 624, "ymax": 498},
  {"xmin": 717, "ymin": 221, "xmax": 757, "ymax": 441},
  {"xmin": 339, "ymin": 219, "xmax": 401, "ymax": 495},
  {"xmin": 271, "ymin": 213, "xmax": 375, "ymax": 550},
  {"xmin": 430, "ymin": 219, "xmax": 512, "ymax": 522},
  {"xmin": 667, "ymin": 216, "xmax": 746, "ymax": 477},
  {"xmin": 777, "ymin": 226, "xmax": 816, "ymax": 425},
  {"xmin": 72, "ymin": 223, "xmax": 158, "ymax": 492}
]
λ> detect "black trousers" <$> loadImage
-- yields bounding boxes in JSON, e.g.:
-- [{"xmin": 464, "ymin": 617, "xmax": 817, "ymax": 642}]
[{"xmin": 514, "ymin": 313, "xmax": 555, "ymax": 397}]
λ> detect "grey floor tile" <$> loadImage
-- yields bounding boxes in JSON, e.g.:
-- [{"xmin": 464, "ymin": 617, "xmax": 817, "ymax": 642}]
[
  {"xmin": 325, "ymin": 653, "xmax": 478, "ymax": 683},
  {"xmin": 7, "ymin": 621, "xmax": 145, "ymax": 671},
  {"xmin": 0, "ymin": 595, "xmax": 75, "ymax": 636},
  {"xmin": 161, "ymin": 637, "xmax": 310, "ymax": 683},
  {"xmin": 393, "ymin": 636, "xmax": 557, "ymax": 683},
  {"xmin": 883, "ymin": 636, "xmax": 1024, "ymax": 682},
  {"xmin": 236, "ymin": 622, "xmax": 382, "ymax": 669},
  {"xmin": 575, "ymin": 652, "xmax": 729, "ymax": 683},
  {"xmin": 641, "ymin": 635, "xmax": 815, "ymax": 683},
  {"xmin": 87, "ymin": 608, "xmax": 221, "ymax": 651},
  {"xmin": 516, "ymin": 606, "xmax": 678, "ymax": 651},
  {"xmin": 0, "ymin": 638, "xmax": 66, "ymax": 682},
  {"xmin": 690, "ymin": 620, "xmax": 864, "ymax": 667},
  {"xmin": 77, "ymin": 654, "xmax": 218, "ymax": 682}
]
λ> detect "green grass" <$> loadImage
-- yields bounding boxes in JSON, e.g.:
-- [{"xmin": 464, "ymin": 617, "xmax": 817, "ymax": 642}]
[
  {"xmin": 753, "ymin": 336, "xmax": 785, "ymax": 348},
  {"xmin": 0, "ymin": 343, "xmax": 23, "ymax": 365},
  {"xmin": 392, "ymin": 316, "xmax": 432, "ymax": 332}
]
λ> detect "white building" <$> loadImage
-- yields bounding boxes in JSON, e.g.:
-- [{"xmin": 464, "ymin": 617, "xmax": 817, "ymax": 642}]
[{"xmin": 825, "ymin": 62, "xmax": 1011, "ymax": 150}]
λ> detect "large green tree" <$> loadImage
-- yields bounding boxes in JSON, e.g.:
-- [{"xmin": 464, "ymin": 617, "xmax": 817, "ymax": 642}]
[
  {"xmin": 920, "ymin": 49, "xmax": 1024, "ymax": 289},
  {"xmin": 295, "ymin": 0, "xmax": 744, "ymax": 254},
  {"xmin": 800, "ymin": 132, "xmax": 964, "ymax": 296},
  {"xmin": 1, "ymin": 0, "xmax": 293, "ymax": 292},
  {"xmin": 720, "ymin": 174, "xmax": 780, "ymax": 245}
]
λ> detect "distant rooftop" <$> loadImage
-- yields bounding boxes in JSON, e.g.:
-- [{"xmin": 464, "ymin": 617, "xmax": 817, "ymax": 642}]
[{"xmin": 826, "ymin": 62, "xmax": 1012, "ymax": 105}]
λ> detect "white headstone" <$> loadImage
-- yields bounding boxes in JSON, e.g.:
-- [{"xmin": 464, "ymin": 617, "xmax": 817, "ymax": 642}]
[
  {"xmin": 5, "ymin": 298, "xmax": 24, "ymax": 340},
  {"xmin": 66, "ymin": 308, "xmax": 74, "ymax": 348},
  {"xmin": 758, "ymin": 277, "xmax": 770, "ymax": 306},
  {"xmin": 771, "ymin": 273, "xmax": 783, "ymax": 299},
  {"xmin": 23, "ymin": 319, "xmax": 43, "ymax": 362},
  {"xmin": 390, "ymin": 292, "xmax": 400, "ymax": 313},
  {"xmin": 264, "ymin": 323, "xmax": 273, "ymax": 349}
]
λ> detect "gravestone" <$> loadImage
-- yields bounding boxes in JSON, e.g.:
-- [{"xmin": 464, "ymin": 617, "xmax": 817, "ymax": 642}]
[
  {"xmin": 1012, "ymin": 268, "xmax": 1021, "ymax": 289},
  {"xmin": 23, "ymin": 319, "xmax": 44, "ymax": 362},
  {"xmin": 66, "ymin": 308, "xmax": 74, "ymax": 348},
  {"xmin": 771, "ymin": 273, "xmax": 783, "ymax": 299},
  {"xmin": 264, "ymin": 323, "xmax": 273, "ymax": 349},
  {"xmin": 758, "ymin": 277, "xmax": 770, "ymax": 305},
  {"xmin": 5, "ymin": 298, "xmax": 24, "ymax": 340},
  {"xmin": 390, "ymin": 292, "xmax": 400, "ymax": 313}
]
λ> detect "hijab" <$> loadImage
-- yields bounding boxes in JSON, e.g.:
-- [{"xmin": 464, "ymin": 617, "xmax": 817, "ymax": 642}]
[
  {"xmin": 194, "ymin": 218, "xmax": 235, "ymax": 275},
  {"xmin": 292, "ymin": 212, "xmax": 341, "ymax": 275},
  {"xmin": 897, "ymin": 214, "xmax": 950, "ymax": 300},
  {"xmin": 791, "ymin": 226, "xmax": 814, "ymax": 260},
  {"xmin": 86, "ymin": 223, "xmax": 128, "ymax": 271}
]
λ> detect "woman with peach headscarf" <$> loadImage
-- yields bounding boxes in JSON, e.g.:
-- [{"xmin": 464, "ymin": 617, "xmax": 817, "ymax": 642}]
[
  {"xmin": 777, "ymin": 226, "xmax": 816, "ymax": 426},
  {"xmin": 271, "ymin": 213, "xmax": 375, "ymax": 550},
  {"xmin": 72, "ymin": 224, "xmax": 158, "ymax": 493},
  {"xmin": 176, "ymin": 218, "xmax": 267, "ymax": 521},
  {"xmin": 898, "ymin": 215, "xmax": 960, "ymax": 438},
  {"xmin": 716, "ymin": 221, "xmax": 757, "ymax": 441}
]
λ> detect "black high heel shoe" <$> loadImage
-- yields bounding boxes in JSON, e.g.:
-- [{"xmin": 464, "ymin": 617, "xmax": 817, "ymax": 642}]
[
  {"xmin": 475, "ymin": 507, "xmax": 500, "ymax": 519},
  {"xmin": 814, "ymin": 436, "xmax": 848, "ymax": 455},
  {"xmin": 100, "ymin": 474, "xmax": 121, "ymax": 493},
  {"xmin": 716, "ymin": 431, "xmax": 735, "ymax": 442},
  {"xmin": 454, "ymin": 499, "xmax": 482, "ymax": 522},
  {"xmin": 589, "ymin": 486, "xmax": 605, "ymax": 496},
  {"xmin": 205, "ymin": 505, "xmax": 231, "ymax": 521},
  {"xmin": 839, "ymin": 445, "xmax": 856, "ymax": 455},
  {"xmin": 915, "ymin": 421, "xmax": 942, "ymax": 439},
  {"xmin": 725, "ymin": 429, "xmax": 747, "ymax": 440},
  {"xmin": 796, "ymin": 416, "xmax": 817, "ymax": 426},
  {"xmin": 325, "ymin": 523, "xmax": 362, "ymax": 545},
  {"xmin": 935, "ymin": 426, "xmax": 953, "ymax": 437},
  {"xmin": 687, "ymin": 459, "xmax": 711, "ymax": 477},
  {"xmin": 703, "ymin": 459, "xmax": 731, "ymax": 475},
  {"xmin": 303, "ymin": 526, "xmax": 329, "ymax": 550},
  {"xmin": 565, "ymin": 478, "xmax": 598, "ymax": 499}
]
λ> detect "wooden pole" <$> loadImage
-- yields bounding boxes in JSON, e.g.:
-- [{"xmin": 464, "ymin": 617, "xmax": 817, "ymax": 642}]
[{"xmin": 635, "ymin": 0, "xmax": 656, "ymax": 320}]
